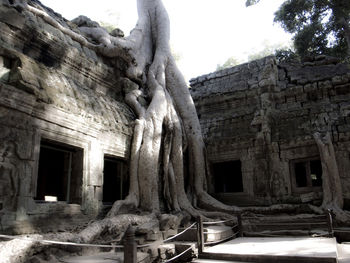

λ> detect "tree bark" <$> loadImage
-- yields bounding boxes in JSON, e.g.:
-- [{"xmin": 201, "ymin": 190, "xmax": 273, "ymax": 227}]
[
  {"xmin": 313, "ymin": 132, "xmax": 343, "ymax": 209},
  {"xmin": 103, "ymin": 0, "xmax": 237, "ymax": 217},
  {"xmin": 3, "ymin": 2, "xmax": 238, "ymax": 257},
  {"xmin": 313, "ymin": 132, "xmax": 349, "ymax": 223}
]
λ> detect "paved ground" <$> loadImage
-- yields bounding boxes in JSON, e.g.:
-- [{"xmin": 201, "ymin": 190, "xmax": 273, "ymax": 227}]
[
  {"xmin": 204, "ymin": 237, "xmax": 338, "ymax": 259},
  {"xmin": 338, "ymin": 243, "xmax": 350, "ymax": 263},
  {"xmin": 56, "ymin": 238, "xmax": 350, "ymax": 263}
]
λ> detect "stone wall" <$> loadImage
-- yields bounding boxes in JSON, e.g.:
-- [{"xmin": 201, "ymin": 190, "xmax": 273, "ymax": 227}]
[
  {"xmin": 0, "ymin": 1, "xmax": 134, "ymax": 232},
  {"xmin": 190, "ymin": 56, "xmax": 350, "ymax": 207}
]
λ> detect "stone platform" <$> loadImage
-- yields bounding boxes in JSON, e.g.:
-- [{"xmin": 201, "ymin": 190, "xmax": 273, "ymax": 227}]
[{"xmin": 198, "ymin": 237, "xmax": 338, "ymax": 263}]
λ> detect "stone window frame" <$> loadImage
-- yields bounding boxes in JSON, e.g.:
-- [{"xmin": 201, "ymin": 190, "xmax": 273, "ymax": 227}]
[
  {"xmin": 289, "ymin": 156, "xmax": 322, "ymax": 194},
  {"xmin": 33, "ymin": 134, "xmax": 88, "ymax": 205}
]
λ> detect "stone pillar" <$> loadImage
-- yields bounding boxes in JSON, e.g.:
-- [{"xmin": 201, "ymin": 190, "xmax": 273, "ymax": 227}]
[{"xmin": 83, "ymin": 139, "xmax": 103, "ymax": 215}]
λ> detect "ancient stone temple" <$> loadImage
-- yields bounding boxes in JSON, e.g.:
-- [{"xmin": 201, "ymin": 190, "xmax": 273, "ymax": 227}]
[
  {"xmin": 0, "ymin": 1, "xmax": 134, "ymax": 233},
  {"xmin": 1, "ymin": 0, "xmax": 350, "ymax": 234},
  {"xmin": 190, "ymin": 56, "xmax": 350, "ymax": 208}
]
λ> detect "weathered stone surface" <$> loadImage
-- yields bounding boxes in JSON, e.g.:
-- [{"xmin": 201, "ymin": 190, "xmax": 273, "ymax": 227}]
[
  {"xmin": 159, "ymin": 214, "xmax": 182, "ymax": 231},
  {"xmin": 191, "ymin": 56, "xmax": 350, "ymax": 206},
  {"xmin": 0, "ymin": 1, "xmax": 135, "ymax": 232}
]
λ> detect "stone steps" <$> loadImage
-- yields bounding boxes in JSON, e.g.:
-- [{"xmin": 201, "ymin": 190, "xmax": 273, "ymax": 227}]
[
  {"xmin": 175, "ymin": 225, "xmax": 235, "ymax": 243},
  {"xmin": 241, "ymin": 213, "xmax": 330, "ymax": 236}
]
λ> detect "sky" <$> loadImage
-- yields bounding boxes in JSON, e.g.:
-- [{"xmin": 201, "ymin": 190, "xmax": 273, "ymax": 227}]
[{"xmin": 39, "ymin": 0, "xmax": 292, "ymax": 82}]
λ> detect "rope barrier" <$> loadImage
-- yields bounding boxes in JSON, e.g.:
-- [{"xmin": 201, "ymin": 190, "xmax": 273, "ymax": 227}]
[
  {"xmin": 312, "ymin": 233, "xmax": 333, "ymax": 237},
  {"xmin": 334, "ymin": 229, "xmax": 350, "ymax": 233},
  {"xmin": 231, "ymin": 224, "xmax": 239, "ymax": 229},
  {"xmin": 0, "ymin": 222, "xmax": 198, "ymax": 250},
  {"xmin": 163, "ymin": 222, "xmax": 197, "ymax": 243},
  {"xmin": 137, "ymin": 222, "xmax": 197, "ymax": 248},
  {"xmin": 137, "ymin": 240, "xmax": 163, "ymax": 249},
  {"xmin": 0, "ymin": 234, "xmax": 124, "ymax": 248},
  {"xmin": 162, "ymin": 245, "xmax": 193, "ymax": 263}
]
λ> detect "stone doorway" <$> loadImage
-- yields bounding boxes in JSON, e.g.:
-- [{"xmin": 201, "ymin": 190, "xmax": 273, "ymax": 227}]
[
  {"xmin": 103, "ymin": 156, "xmax": 128, "ymax": 204},
  {"xmin": 212, "ymin": 160, "xmax": 243, "ymax": 193}
]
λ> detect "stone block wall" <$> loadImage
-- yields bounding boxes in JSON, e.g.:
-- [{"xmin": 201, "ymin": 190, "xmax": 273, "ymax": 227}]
[
  {"xmin": 0, "ymin": 1, "xmax": 135, "ymax": 232},
  {"xmin": 190, "ymin": 56, "xmax": 350, "ymax": 207}
]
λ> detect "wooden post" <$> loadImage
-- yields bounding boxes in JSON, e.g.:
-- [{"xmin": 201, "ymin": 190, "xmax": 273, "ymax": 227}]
[
  {"xmin": 326, "ymin": 209, "xmax": 334, "ymax": 238},
  {"xmin": 196, "ymin": 216, "xmax": 204, "ymax": 254},
  {"xmin": 237, "ymin": 212, "xmax": 243, "ymax": 237},
  {"xmin": 124, "ymin": 225, "xmax": 137, "ymax": 263}
]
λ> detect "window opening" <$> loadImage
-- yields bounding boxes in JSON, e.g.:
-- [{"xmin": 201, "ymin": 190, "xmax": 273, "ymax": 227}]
[
  {"xmin": 36, "ymin": 140, "xmax": 83, "ymax": 203},
  {"xmin": 103, "ymin": 156, "xmax": 128, "ymax": 204},
  {"xmin": 295, "ymin": 162, "xmax": 308, "ymax": 187},
  {"xmin": 291, "ymin": 158, "xmax": 323, "ymax": 192},
  {"xmin": 212, "ymin": 160, "xmax": 243, "ymax": 193}
]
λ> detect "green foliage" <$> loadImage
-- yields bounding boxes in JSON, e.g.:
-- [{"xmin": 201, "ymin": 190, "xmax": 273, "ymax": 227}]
[
  {"xmin": 99, "ymin": 21, "xmax": 116, "ymax": 33},
  {"xmin": 245, "ymin": 0, "xmax": 261, "ymax": 7},
  {"xmin": 99, "ymin": 10, "xmax": 121, "ymax": 33},
  {"xmin": 246, "ymin": 0, "xmax": 350, "ymax": 59},
  {"xmin": 170, "ymin": 44, "xmax": 182, "ymax": 63},
  {"xmin": 216, "ymin": 42, "xmax": 295, "ymax": 71},
  {"xmin": 216, "ymin": 57, "xmax": 241, "ymax": 71},
  {"xmin": 247, "ymin": 41, "xmax": 292, "ymax": 61},
  {"xmin": 274, "ymin": 0, "xmax": 350, "ymax": 59},
  {"xmin": 274, "ymin": 48, "xmax": 299, "ymax": 62}
]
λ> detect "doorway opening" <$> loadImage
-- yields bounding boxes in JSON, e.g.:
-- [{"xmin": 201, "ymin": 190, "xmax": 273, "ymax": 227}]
[
  {"xmin": 212, "ymin": 160, "xmax": 243, "ymax": 193},
  {"xmin": 103, "ymin": 156, "xmax": 128, "ymax": 204}
]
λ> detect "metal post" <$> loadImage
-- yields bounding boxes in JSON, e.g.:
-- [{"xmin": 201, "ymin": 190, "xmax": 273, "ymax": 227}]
[
  {"xmin": 237, "ymin": 212, "xmax": 243, "ymax": 237},
  {"xmin": 124, "ymin": 225, "xmax": 137, "ymax": 263},
  {"xmin": 326, "ymin": 209, "xmax": 334, "ymax": 238},
  {"xmin": 196, "ymin": 216, "xmax": 204, "ymax": 254}
]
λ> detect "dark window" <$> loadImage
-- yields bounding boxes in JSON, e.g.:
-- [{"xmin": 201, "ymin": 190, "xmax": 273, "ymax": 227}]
[
  {"xmin": 103, "ymin": 156, "xmax": 128, "ymax": 204},
  {"xmin": 36, "ymin": 140, "xmax": 83, "ymax": 203},
  {"xmin": 212, "ymin": 160, "xmax": 243, "ymax": 193},
  {"xmin": 291, "ymin": 158, "xmax": 322, "ymax": 192},
  {"xmin": 310, "ymin": 160, "xmax": 322, "ymax": 187},
  {"xmin": 295, "ymin": 162, "xmax": 308, "ymax": 187}
]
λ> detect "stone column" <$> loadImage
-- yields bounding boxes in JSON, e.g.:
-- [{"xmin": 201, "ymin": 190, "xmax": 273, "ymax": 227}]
[{"xmin": 83, "ymin": 139, "xmax": 103, "ymax": 215}]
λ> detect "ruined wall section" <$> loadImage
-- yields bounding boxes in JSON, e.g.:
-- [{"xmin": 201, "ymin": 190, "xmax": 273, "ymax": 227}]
[
  {"xmin": 276, "ymin": 57, "xmax": 350, "ymax": 203},
  {"xmin": 190, "ymin": 57, "xmax": 277, "ymax": 205},
  {"xmin": 0, "ymin": 1, "xmax": 135, "ymax": 232},
  {"xmin": 191, "ymin": 56, "xmax": 350, "ymax": 206}
]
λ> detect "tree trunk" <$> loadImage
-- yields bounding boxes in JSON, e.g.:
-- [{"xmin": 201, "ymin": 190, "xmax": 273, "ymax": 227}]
[
  {"xmin": 3, "ymin": 2, "xmax": 238, "ymax": 258},
  {"xmin": 339, "ymin": 17, "xmax": 350, "ymax": 57},
  {"xmin": 103, "ymin": 0, "xmax": 237, "ymax": 217},
  {"xmin": 313, "ymin": 132, "xmax": 343, "ymax": 209},
  {"xmin": 313, "ymin": 132, "xmax": 349, "ymax": 223},
  {"xmin": 331, "ymin": 1, "xmax": 350, "ymax": 57}
]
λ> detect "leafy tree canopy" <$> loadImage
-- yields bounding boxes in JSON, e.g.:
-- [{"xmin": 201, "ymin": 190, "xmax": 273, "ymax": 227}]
[
  {"xmin": 216, "ymin": 41, "xmax": 293, "ymax": 71},
  {"xmin": 247, "ymin": 0, "xmax": 350, "ymax": 60},
  {"xmin": 216, "ymin": 57, "xmax": 241, "ymax": 71},
  {"xmin": 245, "ymin": 0, "xmax": 261, "ymax": 7}
]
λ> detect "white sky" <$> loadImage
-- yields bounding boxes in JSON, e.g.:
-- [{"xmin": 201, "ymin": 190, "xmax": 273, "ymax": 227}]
[{"xmin": 40, "ymin": 0, "xmax": 291, "ymax": 82}]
